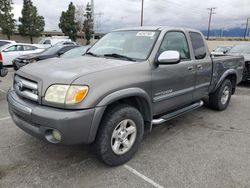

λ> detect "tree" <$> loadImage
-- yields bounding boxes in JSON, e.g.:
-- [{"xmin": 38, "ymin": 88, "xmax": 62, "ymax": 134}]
[
  {"xmin": 75, "ymin": 4, "xmax": 85, "ymax": 44},
  {"xmin": 18, "ymin": 0, "xmax": 45, "ymax": 43},
  {"xmin": 83, "ymin": 2, "xmax": 94, "ymax": 45},
  {"xmin": 59, "ymin": 2, "xmax": 77, "ymax": 41},
  {"xmin": 0, "ymin": 0, "xmax": 16, "ymax": 40}
]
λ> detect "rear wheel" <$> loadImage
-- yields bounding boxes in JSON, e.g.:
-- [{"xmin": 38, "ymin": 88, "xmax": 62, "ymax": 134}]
[
  {"xmin": 93, "ymin": 104, "xmax": 144, "ymax": 166},
  {"xmin": 209, "ymin": 79, "xmax": 232, "ymax": 111}
]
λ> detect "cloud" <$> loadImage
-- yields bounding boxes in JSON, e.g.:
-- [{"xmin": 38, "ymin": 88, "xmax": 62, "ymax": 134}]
[{"xmin": 12, "ymin": 0, "xmax": 250, "ymax": 32}]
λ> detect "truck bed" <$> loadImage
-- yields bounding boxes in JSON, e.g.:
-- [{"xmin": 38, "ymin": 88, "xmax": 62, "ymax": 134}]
[{"xmin": 209, "ymin": 55, "xmax": 245, "ymax": 92}]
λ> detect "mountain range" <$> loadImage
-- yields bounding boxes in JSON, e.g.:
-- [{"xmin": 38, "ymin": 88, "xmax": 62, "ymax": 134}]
[{"xmin": 201, "ymin": 27, "xmax": 249, "ymax": 37}]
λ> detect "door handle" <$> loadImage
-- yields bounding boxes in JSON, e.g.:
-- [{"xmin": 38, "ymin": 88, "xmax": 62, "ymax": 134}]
[
  {"xmin": 197, "ymin": 65, "xmax": 203, "ymax": 70},
  {"xmin": 187, "ymin": 66, "xmax": 194, "ymax": 71}
]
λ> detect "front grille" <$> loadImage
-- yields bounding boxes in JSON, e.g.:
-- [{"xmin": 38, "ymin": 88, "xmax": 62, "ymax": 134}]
[{"xmin": 14, "ymin": 75, "xmax": 39, "ymax": 102}]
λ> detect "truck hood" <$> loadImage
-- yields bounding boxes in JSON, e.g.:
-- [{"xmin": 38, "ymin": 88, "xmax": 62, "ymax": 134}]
[{"xmin": 18, "ymin": 56, "xmax": 137, "ymax": 86}]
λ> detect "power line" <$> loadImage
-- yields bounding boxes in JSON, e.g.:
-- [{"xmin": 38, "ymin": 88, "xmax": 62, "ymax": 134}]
[
  {"xmin": 207, "ymin": 7, "xmax": 216, "ymax": 40},
  {"xmin": 156, "ymin": 5, "xmax": 206, "ymax": 17}
]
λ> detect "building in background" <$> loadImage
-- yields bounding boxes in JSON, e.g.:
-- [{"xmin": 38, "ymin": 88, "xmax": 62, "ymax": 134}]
[{"xmin": 0, "ymin": 30, "xmax": 105, "ymax": 44}]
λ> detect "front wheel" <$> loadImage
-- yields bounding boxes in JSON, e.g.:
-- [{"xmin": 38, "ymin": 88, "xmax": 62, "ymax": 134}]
[
  {"xmin": 93, "ymin": 104, "xmax": 144, "ymax": 166},
  {"xmin": 209, "ymin": 79, "xmax": 232, "ymax": 111},
  {"xmin": 13, "ymin": 62, "xmax": 18, "ymax": 71}
]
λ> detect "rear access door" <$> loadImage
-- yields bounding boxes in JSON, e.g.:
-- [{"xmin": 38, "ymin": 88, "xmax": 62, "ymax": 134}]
[{"xmin": 188, "ymin": 32, "xmax": 213, "ymax": 100}]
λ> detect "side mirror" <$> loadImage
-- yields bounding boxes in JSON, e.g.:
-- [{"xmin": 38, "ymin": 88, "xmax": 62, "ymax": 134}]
[
  {"xmin": 58, "ymin": 51, "xmax": 65, "ymax": 56},
  {"xmin": 223, "ymin": 50, "xmax": 228, "ymax": 54},
  {"xmin": 157, "ymin": 51, "xmax": 181, "ymax": 65},
  {"xmin": 3, "ymin": 49, "xmax": 10, "ymax": 52}
]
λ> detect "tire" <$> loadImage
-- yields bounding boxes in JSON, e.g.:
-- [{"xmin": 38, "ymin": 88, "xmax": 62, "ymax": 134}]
[
  {"xmin": 93, "ymin": 104, "xmax": 144, "ymax": 166},
  {"xmin": 209, "ymin": 79, "xmax": 232, "ymax": 111},
  {"xmin": 13, "ymin": 62, "xmax": 18, "ymax": 71}
]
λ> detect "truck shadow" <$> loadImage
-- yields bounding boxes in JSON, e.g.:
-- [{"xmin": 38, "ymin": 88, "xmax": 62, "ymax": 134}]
[
  {"xmin": 13, "ymin": 107, "xmax": 207, "ymax": 168},
  {"xmin": 238, "ymin": 82, "xmax": 250, "ymax": 88}
]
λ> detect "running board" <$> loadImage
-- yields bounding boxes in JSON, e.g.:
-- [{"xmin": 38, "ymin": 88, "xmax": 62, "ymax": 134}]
[{"xmin": 152, "ymin": 100, "xmax": 204, "ymax": 125}]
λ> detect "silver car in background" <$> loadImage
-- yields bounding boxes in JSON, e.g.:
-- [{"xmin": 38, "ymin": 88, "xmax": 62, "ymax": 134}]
[
  {"xmin": 0, "ymin": 40, "xmax": 16, "ymax": 47},
  {"xmin": 228, "ymin": 43, "xmax": 250, "ymax": 82},
  {"xmin": 60, "ymin": 46, "xmax": 91, "ymax": 58},
  {"xmin": 211, "ymin": 45, "xmax": 233, "ymax": 55}
]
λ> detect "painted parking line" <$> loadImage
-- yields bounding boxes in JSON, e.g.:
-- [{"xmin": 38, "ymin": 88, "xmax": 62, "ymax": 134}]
[
  {"xmin": 124, "ymin": 165, "xmax": 164, "ymax": 188},
  {"xmin": 0, "ymin": 116, "xmax": 11, "ymax": 121},
  {"xmin": 0, "ymin": 88, "xmax": 7, "ymax": 93}
]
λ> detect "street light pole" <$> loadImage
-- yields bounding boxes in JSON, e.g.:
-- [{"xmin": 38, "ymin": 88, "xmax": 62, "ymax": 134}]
[{"xmin": 141, "ymin": 0, "xmax": 144, "ymax": 26}]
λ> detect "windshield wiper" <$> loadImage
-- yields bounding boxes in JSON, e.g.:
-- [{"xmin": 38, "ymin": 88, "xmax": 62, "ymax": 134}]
[
  {"xmin": 103, "ymin": 53, "xmax": 136, "ymax": 62},
  {"xmin": 86, "ymin": 52, "xmax": 99, "ymax": 57}
]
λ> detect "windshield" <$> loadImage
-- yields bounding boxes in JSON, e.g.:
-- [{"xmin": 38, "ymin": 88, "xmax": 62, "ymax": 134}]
[
  {"xmin": 41, "ymin": 46, "xmax": 62, "ymax": 55},
  {"xmin": 88, "ymin": 30, "xmax": 160, "ymax": 60},
  {"xmin": 229, "ymin": 44, "xmax": 250, "ymax": 54},
  {"xmin": 61, "ymin": 46, "xmax": 88, "ymax": 58}
]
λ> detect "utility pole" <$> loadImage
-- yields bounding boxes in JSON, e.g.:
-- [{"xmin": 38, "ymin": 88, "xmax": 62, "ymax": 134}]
[
  {"xmin": 91, "ymin": 0, "xmax": 94, "ymax": 31},
  {"xmin": 94, "ymin": 12, "xmax": 104, "ymax": 32},
  {"xmin": 220, "ymin": 28, "xmax": 224, "ymax": 37},
  {"xmin": 207, "ymin": 7, "xmax": 216, "ymax": 40},
  {"xmin": 141, "ymin": 0, "xmax": 144, "ymax": 26},
  {"xmin": 244, "ymin": 17, "xmax": 250, "ymax": 40}
]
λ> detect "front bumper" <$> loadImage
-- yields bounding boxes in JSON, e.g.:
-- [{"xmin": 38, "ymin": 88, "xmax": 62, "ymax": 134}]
[
  {"xmin": 13, "ymin": 60, "xmax": 27, "ymax": 70},
  {"xmin": 242, "ymin": 62, "xmax": 250, "ymax": 81},
  {"xmin": 7, "ymin": 89, "xmax": 105, "ymax": 144}
]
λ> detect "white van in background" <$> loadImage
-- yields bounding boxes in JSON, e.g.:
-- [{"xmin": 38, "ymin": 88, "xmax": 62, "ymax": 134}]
[{"xmin": 38, "ymin": 36, "xmax": 76, "ymax": 48}]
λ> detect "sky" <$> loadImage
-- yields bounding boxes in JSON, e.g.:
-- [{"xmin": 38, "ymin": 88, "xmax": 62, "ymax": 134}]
[{"xmin": 12, "ymin": 0, "xmax": 250, "ymax": 32}]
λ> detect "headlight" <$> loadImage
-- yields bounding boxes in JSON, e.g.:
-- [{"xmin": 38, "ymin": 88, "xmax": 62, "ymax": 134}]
[{"xmin": 45, "ymin": 85, "xmax": 89, "ymax": 105}]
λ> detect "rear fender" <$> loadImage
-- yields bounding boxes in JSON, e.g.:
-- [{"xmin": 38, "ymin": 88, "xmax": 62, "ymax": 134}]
[{"xmin": 212, "ymin": 69, "xmax": 237, "ymax": 93}]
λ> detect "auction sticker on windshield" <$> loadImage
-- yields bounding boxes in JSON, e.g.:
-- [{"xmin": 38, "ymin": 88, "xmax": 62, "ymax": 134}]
[{"xmin": 136, "ymin": 31, "xmax": 155, "ymax": 37}]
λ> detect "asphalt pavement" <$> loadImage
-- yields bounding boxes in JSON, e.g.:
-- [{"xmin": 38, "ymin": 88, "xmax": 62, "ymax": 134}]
[{"xmin": 0, "ymin": 68, "xmax": 250, "ymax": 188}]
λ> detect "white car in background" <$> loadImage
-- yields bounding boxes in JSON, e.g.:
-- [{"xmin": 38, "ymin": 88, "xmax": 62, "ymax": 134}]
[
  {"xmin": 0, "ymin": 40, "xmax": 16, "ymax": 47},
  {"xmin": 0, "ymin": 43, "xmax": 45, "ymax": 66}
]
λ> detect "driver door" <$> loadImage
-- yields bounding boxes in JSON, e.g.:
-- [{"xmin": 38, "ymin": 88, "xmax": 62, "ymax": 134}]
[
  {"xmin": 2, "ymin": 45, "xmax": 23, "ymax": 66},
  {"xmin": 152, "ymin": 31, "xmax": 196, "ymax": 115}
]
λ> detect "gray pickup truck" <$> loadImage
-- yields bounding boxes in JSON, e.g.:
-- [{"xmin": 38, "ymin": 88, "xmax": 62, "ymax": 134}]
[{"xmin": 7, "ymin": 27, "xmax": 244, "ymax": 166}]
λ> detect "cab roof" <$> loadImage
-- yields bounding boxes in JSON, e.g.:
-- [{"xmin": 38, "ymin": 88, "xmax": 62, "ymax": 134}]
[{"xmin": 114, "ymin": 26, "xmax": 201, "ymax": 33}]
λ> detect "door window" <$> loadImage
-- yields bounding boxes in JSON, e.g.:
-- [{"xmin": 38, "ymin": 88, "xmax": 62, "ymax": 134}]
[
  {"xmin": 189, "ymin": 32, "xmax": 207, "ymax": 59},
  {"xmin": 58, "ymin": 46, "xmax": 76, "ymax": 55},
  {"xmin": 159, "ymin": 31, "xmax": 190, "ymax": 60},
  {"xmin": 4, "ymin": 45, "xmax": 23, "ymax": 52},
  {"xmin": 43, "ymin": 40, "xmax": 51, "ymax": 45},
  {"xmin": 23, "ymin": 45, "xmax": 37, "ymax": 51}
]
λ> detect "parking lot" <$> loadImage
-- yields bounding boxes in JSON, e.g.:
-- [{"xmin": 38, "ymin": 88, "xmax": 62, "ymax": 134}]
[{"xmin": 0, "ymin": 68, "xmax": 250, "ymax": 188}]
